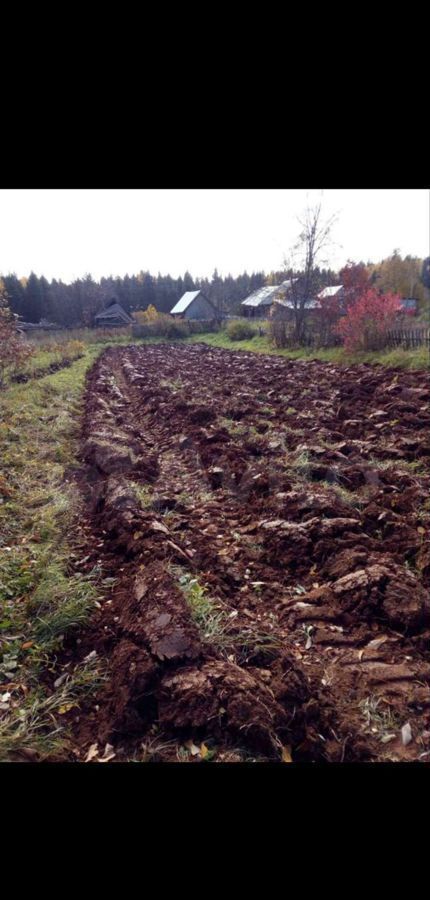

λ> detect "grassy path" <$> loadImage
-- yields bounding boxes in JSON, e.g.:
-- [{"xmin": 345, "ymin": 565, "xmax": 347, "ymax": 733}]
[
  {"xmin": 185, "ymin": 331, "xmax": 429, "ymax": 369},
  {"xmin": 0, "ymin": 347, "xmax": 107, "ymax": 760}
]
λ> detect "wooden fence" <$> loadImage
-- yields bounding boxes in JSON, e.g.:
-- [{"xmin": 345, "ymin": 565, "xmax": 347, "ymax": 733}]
[
  {"xmin": 266, "ymin": 321, "xmax": 430, "ymax": 351},
  {"xmin": 384, "ymin": 328, "xmax": 430, "ymax": 348}
]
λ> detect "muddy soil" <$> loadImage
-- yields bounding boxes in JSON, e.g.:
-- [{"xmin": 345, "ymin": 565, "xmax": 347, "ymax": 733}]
[{"xmin": 63, "ymin": 344, "xmax": 430, "ymax": 762}]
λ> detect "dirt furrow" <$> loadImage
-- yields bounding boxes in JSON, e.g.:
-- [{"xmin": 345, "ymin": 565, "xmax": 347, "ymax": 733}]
[{"xmin": 67, "ymin": 344, "xmax": 429, "ymax": 762}]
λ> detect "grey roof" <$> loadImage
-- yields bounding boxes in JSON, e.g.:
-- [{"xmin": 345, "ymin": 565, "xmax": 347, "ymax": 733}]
[
  {"xmin": 242, "ymin": 286, "xmax": 279, "ymax": 308},
  {"xmin": 241, "ymin": 279, "xmax": 298, "ymax": 308},
  {"xmin": 274, "ymin": 297, "xmax": 320, "ymax": 309},
  {"xmin": 170, "ymin": 290, "xmax": 201, "ymax": 314},
  {"xmin": 94, "ymin": 302, "xmax": 133, "ymax": 324},
  {"xmin": 399, "ymin": 298, "xmax": 418, "ymax": 307},
  {"xmin": 317, "ymin": 285, "xmax": 343, "ymax": 299}
]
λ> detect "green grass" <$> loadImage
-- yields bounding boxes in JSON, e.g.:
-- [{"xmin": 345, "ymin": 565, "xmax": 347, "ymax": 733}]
[
  {"xmin": 187, "ymin": 331, "xmax": 271, "ymax": 354},
  {"xmin": 26, "ymin": 326, "xmax": 133, "ymax": 348},
  {"xmin": 185, "ymin": 331, "xmax": 429, "ymax": 369},
  {"xmin": 7, "ymin": 328, "xmax": 173, "ymax": 387},
  {"xmin": 358, "ymin": 695, "xmax": 401, "ymax": 744},
  {"xmin": 4, "ymin": 339, "xmax": 88, "ymax": 385},
  {"xmin": 318, "ymin": 481, "xmax": 359, "ymax": 506},
  {"xmin": 218, "ymin": 416, "xmax": 248, "ymax": 437},
  {"xmin": 175, "ymin": 569, "xmax": 282, "ymax": 664},
  {"xmin": 176, "ymin": 571, "xmax": 228, "ymax": 643},
  {"xmin": 370, "ymin": 457, "xmax": 428, "ymax": 474},
  {"xmin": 288, "ymin": 450, "xmax": 311, "ymax": 477},
  {"xmin": 0, "ymin": 653, "xmax": 106, "ymax": 761},
  {"xmin": 0, "ymin": 346, "xmax": 107, "ymax": 759},
  {"xmin": 129, "ymin": 481, "xmax": 154, "ymax": 508}
]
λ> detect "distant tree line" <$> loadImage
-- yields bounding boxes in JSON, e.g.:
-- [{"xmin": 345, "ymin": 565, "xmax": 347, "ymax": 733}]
[
  {"xmin": 0, "ymin": 252, "xmax": 427, "ymax": 328},
  {"xmin": 0, "ymin": 269, "xmax": 269, "ymax": 326}
]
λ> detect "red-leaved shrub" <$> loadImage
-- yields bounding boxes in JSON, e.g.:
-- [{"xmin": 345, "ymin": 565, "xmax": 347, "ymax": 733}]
[{"xmin": 336, "ymin": 289, "xmax": 401, "ymax": 352}]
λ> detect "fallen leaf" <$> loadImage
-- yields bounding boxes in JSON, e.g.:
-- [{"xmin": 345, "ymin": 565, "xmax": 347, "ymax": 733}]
[
  {"xmin": 85, "ymin": 743, "xmax": 99, "ymax": 762},
  {"xmin": 151, "ymin": 520, "xmax": 170, "ymax": 534},
  {"xmin": 282, "ymin": 746, "xmax": 293, "ymax": 763},
  {"xmin": 99, "ymin": 743, "xmax": 116, "ymax": 762},
  {"xmin": 367, "ymin": 635, "xmax": 389, "ymax": 650},
  {"xmin": 401, "ymin": 723, "xmax": 412, "ymax": 746},
  {"xmin": 185, "ymin": 739, "xmax": 201, "ymax": 756},
  {"xmin": 200, "ymin": 742, "xmax": 209, "ymax": 759},
  {"xmin": 21, "ymin": 641, "xmax": 33, "ymax": 650}
]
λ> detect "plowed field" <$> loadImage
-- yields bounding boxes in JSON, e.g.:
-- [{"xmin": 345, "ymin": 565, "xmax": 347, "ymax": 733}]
[{"xmin": 70, "ymin": 343, "xmax": 430, "ymax": 762}]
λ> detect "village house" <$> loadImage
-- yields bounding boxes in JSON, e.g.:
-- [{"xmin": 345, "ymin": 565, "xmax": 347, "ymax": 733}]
[
  {"xmin": 241, "ymin": 279, "xmax": 298, "ymax": 318},
  {"xmin": 317, "ymin": 285, "xmax": 345, "ymax": 305},
  {"xmin": 170, "ymin": 290, "xmax": 218, "ymax": 320},
  {"xmin": 317, "ymin": 287, "xmax": 419, "ymax": 317},
  {"xmin": 94, "ymin": 300, "xmax": 133, "ymax": 327},
  {"xmin": 270, "ymin": 296, "xmax": 320, "ymax": 321},
  {"xmin": 270, "ymin": 284, "xmax": 346, "ymax": 344},
  {"xmin": 398, "ymin": 298, "xmax": 419, "ymax": 315}
]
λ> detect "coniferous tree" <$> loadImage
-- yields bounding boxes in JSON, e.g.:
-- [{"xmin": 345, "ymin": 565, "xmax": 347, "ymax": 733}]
[{"xmin": 26, "ymin": 272, "xmax": 45, "ymax": 322}]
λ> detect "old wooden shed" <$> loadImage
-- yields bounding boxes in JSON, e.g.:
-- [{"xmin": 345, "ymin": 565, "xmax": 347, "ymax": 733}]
[
  {"xmin": 170, "ymin": 291, "xmax": 217, "ymax": 320},
  {"xmin": 94, "ymin": 300, "xmax": 133, "ymax": 327}
]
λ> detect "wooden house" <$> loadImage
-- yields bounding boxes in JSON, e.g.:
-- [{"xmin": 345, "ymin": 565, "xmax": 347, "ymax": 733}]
[{"xmin": 170, "ymin": 291, "xmax": 218, "ymax": 320}]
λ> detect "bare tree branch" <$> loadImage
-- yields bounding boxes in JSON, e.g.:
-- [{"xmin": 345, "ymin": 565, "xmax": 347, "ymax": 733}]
[{"xmin": 282, "ymin": 201, "xmax": 338, "ymax": 343}]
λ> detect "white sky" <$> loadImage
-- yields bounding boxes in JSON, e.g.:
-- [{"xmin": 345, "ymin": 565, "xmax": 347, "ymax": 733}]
[{"xmin": 0, "ymin": 189, "xmax": 428, "ymax": 284}]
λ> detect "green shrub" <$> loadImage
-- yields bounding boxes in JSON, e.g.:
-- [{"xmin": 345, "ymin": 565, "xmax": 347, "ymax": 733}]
[
  {"xmin": 163, "ymin": 319, "xmax": 189, "ymax": 339},
  {"xmin": 226, "ymin": 320, "xmax": 256, "ymax": 341}
]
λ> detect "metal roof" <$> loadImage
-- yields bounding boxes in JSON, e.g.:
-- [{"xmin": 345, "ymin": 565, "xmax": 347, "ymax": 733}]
[
  {"xmin": 274, "ymin": 297, "xmax": 320, "ymax": 309},
  {"xmin": 317, "ymin": 285, "xmax": 343, "ymax": 299},
  {"xmin": 170, "ymin": 290, "xmax": 201, "ymax": 314},
  {"xmin": 242, "ymin": 286, "xmax": 279, "ymax": 307},
  {"xmin": 241, "ymin": 279, "xmax": 298, "ymax": 308}
]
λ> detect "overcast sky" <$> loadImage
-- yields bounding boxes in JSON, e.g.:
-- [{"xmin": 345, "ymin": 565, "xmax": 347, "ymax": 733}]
[{"xmin": 0, "ymin": 189, "xmax": 428, "ymax": 283}]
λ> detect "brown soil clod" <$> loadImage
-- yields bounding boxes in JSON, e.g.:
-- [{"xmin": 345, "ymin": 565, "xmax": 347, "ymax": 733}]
[{"xmin": 67, "ymin": 344, "xmax": 429, "ymax": 763}]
